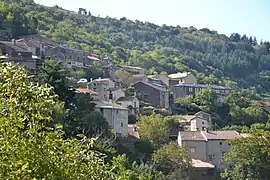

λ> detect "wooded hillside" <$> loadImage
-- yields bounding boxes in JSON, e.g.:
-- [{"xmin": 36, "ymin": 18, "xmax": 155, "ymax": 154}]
[{"xmin": 2, "ymin": 0, "xmax": 270, "ymax": 95}]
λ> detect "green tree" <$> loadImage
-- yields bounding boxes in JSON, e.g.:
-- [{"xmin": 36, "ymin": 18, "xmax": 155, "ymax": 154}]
[
  {"xmin": 222, "ymin": 130, "xmax": 270, "ymax": 180},
  {"xmin": 137, "ymin": 114, "xmax": 171, "ymax": 148},
  {"xmin": 64, "ymin": 93, "xmax": 109, "ymax": 138},
  {"xmin": 152, "ymin": 142, "xmax": 192, "ymax": 179},
  {"xmin": 0, "ymin": 62, "xmax": 111, "ymax": 179},
  {"xmin": 115, "ymin": 69, "xmax": 132, "ymax": 87},
  {"xmin": 37, "ymin": 59, "xmax": 75, "ymax": 108},
  {"xmin": 194, "ymin": 88, "xmax": 217, "ymax": 112}
]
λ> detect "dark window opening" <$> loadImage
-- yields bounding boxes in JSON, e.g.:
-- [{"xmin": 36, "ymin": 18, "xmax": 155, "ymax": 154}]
[
  {"xmin": 100, "ymin": 108, "xmax": 104, "ymax": 114},
  {"xmin": 219, "ymin": 142, "xmax": 222, "ymax": 145}
]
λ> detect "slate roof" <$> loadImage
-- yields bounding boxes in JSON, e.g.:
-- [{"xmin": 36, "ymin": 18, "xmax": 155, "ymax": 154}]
[
  {"xmin": 174, "ymin": 83, "xmax": 232, "ymax": 90},
  {"xmin": 0, "ymin": 41, "xmax": 31, "ymax": 53},
  {"xmin": 134, "ymin": 81, "xmax": 166, "ymax": 91}
]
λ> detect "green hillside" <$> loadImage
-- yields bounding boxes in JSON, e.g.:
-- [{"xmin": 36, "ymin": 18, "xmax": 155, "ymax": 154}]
[{"xmin": 2, "ymin": 1, "xmax": 270, "ymax": 96}]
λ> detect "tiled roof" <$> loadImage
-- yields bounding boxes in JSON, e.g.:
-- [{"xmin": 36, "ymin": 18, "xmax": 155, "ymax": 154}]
[
  {"xmin": 179, "ymin": 130, "xmax": 242, "ymax": 141},
  {"xmin": 174, "ymin": 83, "xmax": 232, "ymax": 90},
  {"xmin": 0, "ymin": 41, "xmax": 31, "ymax": 53},
  {"xmin": 179, "ymin": 131, "xmax": 206, "ymax": 141},
  {"xmin": 134, "ymin": 81, "xmax": 166, "ymax": 91},
  {"xmin": 76, "ymin": 88, "xmax": 98, "ymax": 95},
  {"xmin": 203, "ymin": 131, "xmax": 242, "ymax": 140}
]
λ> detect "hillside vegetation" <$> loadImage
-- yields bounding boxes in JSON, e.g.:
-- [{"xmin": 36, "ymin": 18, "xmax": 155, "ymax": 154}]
[{"xmin": 3, "ymin": 0, "xmax": 270, "ymax": 95}]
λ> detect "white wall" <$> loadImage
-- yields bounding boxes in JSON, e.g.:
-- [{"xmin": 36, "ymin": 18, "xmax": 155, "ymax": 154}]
[{"xmin": 99, "ymin": 108, "xmax": 128, "ymax": 137}]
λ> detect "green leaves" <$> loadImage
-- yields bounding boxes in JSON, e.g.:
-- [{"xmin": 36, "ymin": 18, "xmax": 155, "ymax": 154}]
[{"xmin": 222, "ymin": 130, "xmax": 270, "ymax": 179}]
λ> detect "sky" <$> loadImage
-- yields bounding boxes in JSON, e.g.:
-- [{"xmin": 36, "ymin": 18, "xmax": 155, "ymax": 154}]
[{"xmin": 34, "ymin": 0, "xmax": 270, "ymax": 41}]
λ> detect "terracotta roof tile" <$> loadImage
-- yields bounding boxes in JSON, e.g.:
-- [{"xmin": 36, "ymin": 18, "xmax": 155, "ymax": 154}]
[{"xmin": 76, "ymin": 88, "xmax": 98, "ymax": 95}]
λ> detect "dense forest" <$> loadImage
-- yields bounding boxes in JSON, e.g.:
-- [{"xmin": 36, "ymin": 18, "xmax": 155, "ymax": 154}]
[{"xmin": 3, "ymin": 0, "xmax": 270, "ymax": 96}]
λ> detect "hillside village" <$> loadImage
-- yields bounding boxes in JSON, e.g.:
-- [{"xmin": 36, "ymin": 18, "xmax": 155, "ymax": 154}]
[
  {"xmin": 0, "ymin": 33, "xmax": 253, "ymax": 179},
  {"xmin": 1, "ymin": 1, "xmax": 270, "ymax": 178}
]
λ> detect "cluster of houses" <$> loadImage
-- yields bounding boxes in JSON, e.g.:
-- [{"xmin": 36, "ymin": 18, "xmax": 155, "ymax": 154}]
[
  {"xmin": 0, "ymin": 34, "xmax": 100, "ymax": 71},
  {"xmin": 1, "ymin": 34, "xmax": 246, "ymax": 178}
]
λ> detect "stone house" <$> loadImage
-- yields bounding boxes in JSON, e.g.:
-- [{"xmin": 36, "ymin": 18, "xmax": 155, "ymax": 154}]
[
  {"xmin": 46, "ymin": 44, "xmax": 94, "ymax": 69},
  {"xmin": 181, "ymin": 111, "xmax": 212, "ymax": 131},
  {"xmin": 76, "ymin": 87, "xmax": 128, "ymax": 137},
  {"xmin": 133, "ymin": 81, "xmax": 169, "ymax": 109},
  {"xmin": 94, "ymin": 100, "xmax": 128, "ymax": 137},
  {"xmin": 88, "ymin": 78, "xmax": 124, "ymax": 101},
  {"xmin": 17, "ymin": 34, "xmax": 59, "ymax": 59},
  {"xmin": 178, "ymin": 130, "xmax": 247, "ymax": 171},
  {"xmin": 116, "ymin": 96, "xmax": 140, "ymax": 115},
  {"xmin": 107, "ymin": 87, "xmax": 125, "ymax": 101},
  {"xmin": 173, "ymin": 83, "xmax": 232, "ymax": 102},
  {"xmin": 0, "ymin": 39, "xmax": 42, "ymax": 70},
  {"xmin": 168, "ymin": 72, "xmax": 197, "ymax": 86}
]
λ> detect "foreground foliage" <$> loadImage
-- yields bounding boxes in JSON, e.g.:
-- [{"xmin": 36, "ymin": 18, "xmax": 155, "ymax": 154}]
[
  {"xmin": 222, "ymin": 130, "xmax": 270, "ymax": 180},
  {"xmin": 0, "ymin": 62, "xmax": 164, "ymax": 179}
]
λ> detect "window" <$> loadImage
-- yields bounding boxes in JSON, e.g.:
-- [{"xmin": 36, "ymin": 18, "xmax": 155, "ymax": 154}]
[
  {"xmin": 188, "ymin": 87, "xmax": 193, "ymax": 92},
  {"xmin": 190, "ymin": 148, "xmax": 196, "ymax": 153},
  {"xmin": 144, "ymin": 94, "xmax": 148, "ymax": 99},
  {"xmin": 116, "ymin": 110, "xmax": 119, "ymax": 114},
  {"xmin": 67, "ymin": 61, "xmax": 71, "ymax": 64},
  {"xmin": 228, "ymin": 143, "xmax": 231, "ymax": 146},
  {"xmin": 109, "ymin": 93, "xmax": 113, "ymax": 100},
  {"xmin": 219, "ymin": 142, "xmax": 222, "ymax": 145},
  {"xmin": 121, "ymin": 122, "xmax": 123, "ymax": 127},
  {"xmin": 93, "ymin": 83, "xmax": 97, "ymax": 86},
  {"xmin": 100, "ymin": 108, "xmax": 104, "ymax": 114},
  {"xmin": 69, "ymin": 55, "xmax": 72, "ymax": 59},
  {"xmin": 77, "ymin": 57, "xmax": 80, "ymax": 61},
  {"xmin": 202, "ymin": 121, "xmax": 205, "ymax": 125}
]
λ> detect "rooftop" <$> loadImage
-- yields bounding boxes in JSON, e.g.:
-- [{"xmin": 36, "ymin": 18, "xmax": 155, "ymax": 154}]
[
  {"xmin": 134, "ymin": 81, "xmax": 167, "ymax": 91},
  {"xmin": 94, "ymin": 100, "xmax": 128, "ymax": 110},
  {"xmin": 192, "ymin": 159, "xmax": 215, "ymax": 168},
  {"xmin": 118, "ymin": 65, "xmax": 145, "ymax": 71},
  {"xmin": 179, "ymin": 130, "xmax": 243, "ymax": 141},
  {"xmin": 117, "ymin": 96, "xmax": 137, "ymax": 102},
  {"xmin": 0, "ymin": 40, "xmax": 31, "ymax": 53},
  {"xmin": 75, "ymin": 88, "xmax": 99, "ymax": 95},
  {"xmin": 169, "ymin": 72, "xmax": 191, "ymax": 79},
  {"xmin": 182, "ymin": 115, "xmax": 196, "ymax": 121},
  {"xmin": 174, "ymin": 83, "xmax": 232, "ymax": 90}
]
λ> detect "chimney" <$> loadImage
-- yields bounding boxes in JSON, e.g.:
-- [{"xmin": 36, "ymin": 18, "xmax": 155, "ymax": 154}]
[{"xmin": 12, "ymin": 39, "xmax": 16, "ymax": 45}]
